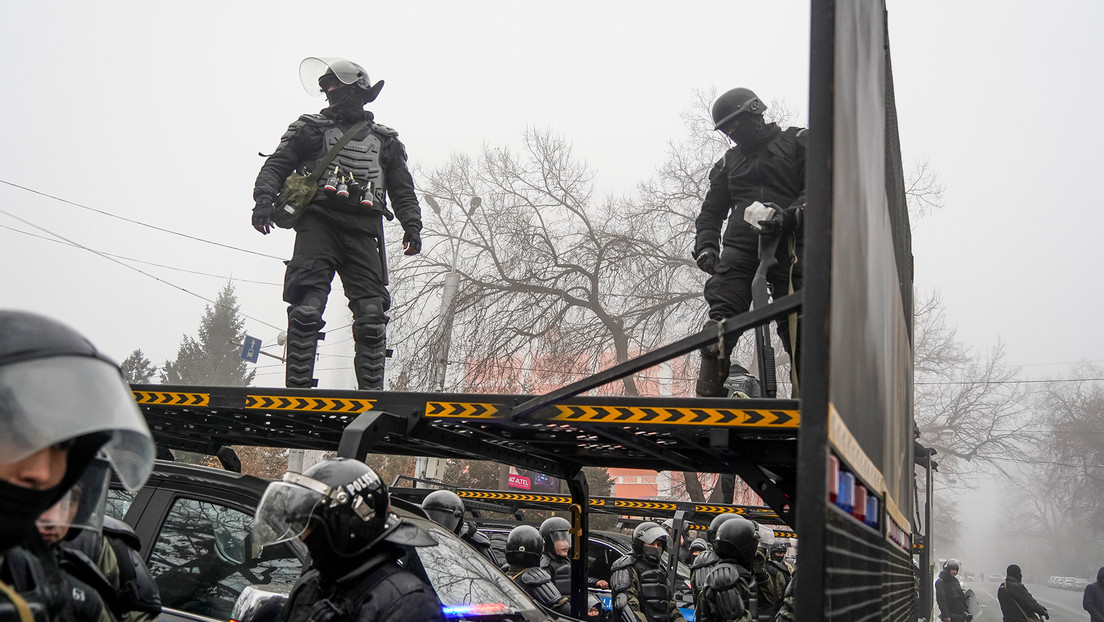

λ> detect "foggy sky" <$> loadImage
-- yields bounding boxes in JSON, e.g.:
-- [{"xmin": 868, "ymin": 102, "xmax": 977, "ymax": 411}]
[{"xmin": 2, "ymin": 0, "xmax": 1101, "ymax": 387}]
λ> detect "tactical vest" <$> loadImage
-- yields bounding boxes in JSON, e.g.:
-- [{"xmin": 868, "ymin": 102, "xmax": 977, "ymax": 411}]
[
  {"xmin": 637, "ymin": 564, "xmax": 672, "ymax": 622},
  {"xmin": 509, "ymin": 567, "xmax": 567, "ymax": 611},
  {"xmin": 611, "ymin": 555, "xmax": 671, "ymax": 622},
  {"xmin": 317, "ymin": 124, "xmax": 388, "ymax": 209},
  {"xmin": 704, "ymin": 561, "xmax": 757, "ymax": 622}
]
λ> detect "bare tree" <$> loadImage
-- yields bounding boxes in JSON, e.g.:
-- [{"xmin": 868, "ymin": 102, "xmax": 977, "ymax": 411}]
[
  {"xmin": 390, "ymin": 128, "xmax": 703, "ymax": 396},
  {"xmin": 913, "ymin": 292, "xmax": 1036, "ymax": 483}
]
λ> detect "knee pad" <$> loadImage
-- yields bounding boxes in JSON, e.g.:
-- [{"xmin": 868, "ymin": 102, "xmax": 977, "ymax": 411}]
[
  {"xmin": 288, "ymin": 305, "xmax": 324, "ymax": 335},
  {"xmin": 352, "ymin": 298, "xmax": 388, "ymax": 346}
]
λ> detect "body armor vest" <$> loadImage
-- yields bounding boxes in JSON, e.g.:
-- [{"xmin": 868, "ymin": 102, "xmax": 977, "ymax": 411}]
[
  {"xmin": 611, "ymin": 556, "xmax": 671, "ymax": 622},
  {"xmin": 318, "ymin": 125, "xmax": 386, "ymax": 207},
  {"xmin": 637, "ymin": 564, "xmax": 671, "ymax": 622}
]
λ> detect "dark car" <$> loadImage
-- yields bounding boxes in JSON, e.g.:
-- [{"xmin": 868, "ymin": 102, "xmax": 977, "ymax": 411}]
[{"xmin": 108, "ymin": 461, "xmax": 579, "ymax": 622}]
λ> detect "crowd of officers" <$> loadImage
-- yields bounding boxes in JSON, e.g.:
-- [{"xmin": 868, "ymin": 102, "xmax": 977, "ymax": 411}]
[
  {"xmin": 0, "ymin": 308, "xmax": 801, "ymax": 622},
  {"xmin": 462, "ymin": 503, "xmax": 799, "ymax": 622}
]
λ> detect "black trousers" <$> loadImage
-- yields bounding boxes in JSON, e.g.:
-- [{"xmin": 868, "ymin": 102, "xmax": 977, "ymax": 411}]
[{"xmin": 282, "ymin": 209, "xmax": 389, "ymax": 312}]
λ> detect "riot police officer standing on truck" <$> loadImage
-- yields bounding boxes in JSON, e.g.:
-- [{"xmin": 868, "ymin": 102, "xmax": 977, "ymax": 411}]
[
  {"xmin": 692, "ymin": 87, "xmax": 806, "ymax": 398},
  {"xmin": 252, "ymin": 57, "xmax": 423, "ymax": 391}
]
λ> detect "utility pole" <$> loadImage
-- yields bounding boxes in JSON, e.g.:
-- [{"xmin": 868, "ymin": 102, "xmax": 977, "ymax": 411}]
[{"xmin": 414, "ymin": 194, "xmax": 482, "ymax": 486}]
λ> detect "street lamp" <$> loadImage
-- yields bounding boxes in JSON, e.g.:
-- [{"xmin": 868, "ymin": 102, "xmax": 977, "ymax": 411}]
[
  {"xmin": 423, "ymin": 194, "xmax": 481, "ymax": 393},
  {"xmin": 415, "ymin": 194, "xmax": 481, "ymax": 487}
]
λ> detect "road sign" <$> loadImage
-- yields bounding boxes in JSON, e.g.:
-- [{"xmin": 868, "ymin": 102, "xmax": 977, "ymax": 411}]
[{"xmin": 240, "ymin": 335, "xmax": 262, "ymax": 364}]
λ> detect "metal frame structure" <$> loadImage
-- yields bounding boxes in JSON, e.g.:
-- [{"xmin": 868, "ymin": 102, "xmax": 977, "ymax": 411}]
[
  {"xmin": 132, "ymin": 2, "xmax": 929, "ymax": 618},
  {"xmin": 133, "ymin": 377, "xmax": 801, "ymax": 618}
]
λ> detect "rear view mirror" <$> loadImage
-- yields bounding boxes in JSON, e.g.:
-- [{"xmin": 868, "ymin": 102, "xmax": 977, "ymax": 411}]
[{"xmin": 213, "ymin": 525, "xmax": 248, "ymax": 565}]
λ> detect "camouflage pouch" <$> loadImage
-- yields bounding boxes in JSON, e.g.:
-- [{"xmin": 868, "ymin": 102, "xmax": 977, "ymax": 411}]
[
  {"xmin": 272, "ymin": 118, "xmax": 370, "ymax": 230},
  {"xmin": 273, "ymin": 173, "xmax": 315, "ymax": 229}
]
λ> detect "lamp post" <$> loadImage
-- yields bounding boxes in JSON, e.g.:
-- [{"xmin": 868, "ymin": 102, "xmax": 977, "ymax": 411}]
[
  {"xmin": 414, "ymin": 194, "xmax": 481, "ymax": 486},
  {"xmin": 422, "ymin": 194, "xmax": 481, "ymax": 392}
]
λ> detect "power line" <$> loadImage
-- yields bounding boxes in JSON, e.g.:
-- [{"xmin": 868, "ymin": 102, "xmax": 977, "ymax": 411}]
[
  {"xmin": 0, "ymin": 206, "xmax": 285, "ymax": 332},
  {"xmin": 0, "ymin": 224, "xmax": 282, "ymax": 286},
  {"xmin": 0, "ymin": 178, "xmax": 287, "ymax": 261},
  {"xmin": 916, "ymin": 378, "xmax": 1104, "ymax": 386}
]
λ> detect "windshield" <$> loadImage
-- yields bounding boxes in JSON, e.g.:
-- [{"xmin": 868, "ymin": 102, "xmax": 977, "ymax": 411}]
[{"xmin": 415, "ymin": 526, "xmax": 538, "ymax": 619}]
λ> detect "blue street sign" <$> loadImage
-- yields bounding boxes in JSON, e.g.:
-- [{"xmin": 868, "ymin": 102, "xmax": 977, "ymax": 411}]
[{"xmin": 240, "ymin": 335, "xmax": 262, "ymax": 364}]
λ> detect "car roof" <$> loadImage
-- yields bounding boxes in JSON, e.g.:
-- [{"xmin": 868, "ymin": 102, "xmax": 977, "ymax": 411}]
[{"xmin": 140, "ymin": 459, "xmax": 273, "ymax": 497}]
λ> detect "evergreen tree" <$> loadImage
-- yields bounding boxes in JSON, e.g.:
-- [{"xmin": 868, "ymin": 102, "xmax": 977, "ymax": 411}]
[
  {"xmin": 120, "ymin": 349, "xmax": 157, "ymax": 383},
  {"xmin": 161, "ymin": 283, "xmax": 257, "ymax": 386}
]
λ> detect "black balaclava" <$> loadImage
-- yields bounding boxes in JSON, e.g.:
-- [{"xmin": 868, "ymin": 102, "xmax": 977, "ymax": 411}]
[
  {"xmin": 1097, "ymin": 566, "xmax": 1104, "ymax": 585},
  {"xmin": 1006, "ymin": 564, "xmax": 1022, "ymax": 582},
  {"xmin": 0, "ymin": 432, "xmax": 107, "ymax": 552},
  {"xmin": 726, "ymin": 113, "xmax": 779, "ymax": 153},
  {"xmin": 321, "ymin": 80, "xmax": 367, "ymax": 124}
]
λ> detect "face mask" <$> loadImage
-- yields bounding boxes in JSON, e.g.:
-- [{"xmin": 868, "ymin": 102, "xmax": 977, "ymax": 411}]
[
  {"xmin": 726, "ymin": 114, "xmax": 771, "ymax": 149},
  {"xmin": 325, "ymin": 85, "xmax": 362, "ymax": 109},
  {"xmin": 0, "ymin": 479, "xmax": 67, "ymax": 550},
  {"xmin": 641, "ymin": 543, "xmax": 663, "ymax": 563}
]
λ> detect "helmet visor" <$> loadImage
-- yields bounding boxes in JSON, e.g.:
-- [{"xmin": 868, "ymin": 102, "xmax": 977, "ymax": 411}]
[
  {"xmin": 36, "ymin": 456, "xmax": 112, "ymax": 541},
  {"xmin": 252, "ymin": 480, "xmax": 325, "ymax": 549},
  {"xmin": 299, "ymin": 57, "xmax": 365, "ymax": 96},
  {"xmin": 755, "ymin": 522, "xmax": 775, "ymax": 545},
  {"xmin": 0, "ymin": 356, "xmax": 154, "ymax": 490}
]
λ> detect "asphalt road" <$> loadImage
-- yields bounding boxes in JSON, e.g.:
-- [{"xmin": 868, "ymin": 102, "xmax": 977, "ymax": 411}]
[{"xmin": 964, "ymin": 580, "xmax": 1089, "ymax": 622}]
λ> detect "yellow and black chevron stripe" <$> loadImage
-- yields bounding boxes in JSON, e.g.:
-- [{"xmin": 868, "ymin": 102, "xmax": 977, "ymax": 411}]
[
  {"xmin": 245, "ymin": 395, "xmax": 376, "ymax": 413},
  {"xmin": 426, "ymin": 402, "xmax": 500, "ymax": 418},
  {"xmin": 551, "ymin": 405, "xmax": 798, "ymax": 428},
  {"xmin": 132, "ymin": 390, "xmax": 209, "ymax": 407},
  {"xmin": 458, "ymin": 491, "xmax": 566, "ymax": 504}
]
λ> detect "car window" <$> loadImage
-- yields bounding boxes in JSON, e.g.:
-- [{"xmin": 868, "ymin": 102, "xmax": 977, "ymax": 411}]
[
  {"xmin": 146, "ymin": 497, "xmax": 303, "ymax": 620},
  {"xmin": 588, "ymin": 540, "xmax": 622, "ymax": 584},
  {"xmin": 415, "ymin": 526, "xmax": 537, "ymax": 616},
  {"xmin": 105, "ymin": 489, "xmax": 137, "ymax": 521}
]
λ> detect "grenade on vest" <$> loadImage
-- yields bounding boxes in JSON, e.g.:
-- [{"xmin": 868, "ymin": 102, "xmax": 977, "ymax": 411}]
[
  {"xmin": 360, "ymin": 181, "xmax": 374, "ymax": 208},
  {"xmin": 324, "ymin": 166, "xmax": 340, "ymax": 197},
  {"xmin": 336, "ymin": 175, "xmax": 350, "ymax": 199}
]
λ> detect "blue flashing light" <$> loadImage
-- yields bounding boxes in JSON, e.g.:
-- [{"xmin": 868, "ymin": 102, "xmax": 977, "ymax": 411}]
[{"xmin": 442, "ymin": 603, "xmax": 510, "ymax": 618}]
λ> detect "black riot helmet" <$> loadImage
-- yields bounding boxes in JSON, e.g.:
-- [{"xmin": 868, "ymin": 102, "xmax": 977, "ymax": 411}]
[
  {"xmin": 944, "ymin": 558, "xmax": 960, "ymax": 572},
  {"xmin": 505, "ymin": 525, "xmax": 544, "ymax": 568},
  {"xmin": 770, "ymin": 541, "xmax": 788, "ymax": 560},
  {"xmin": 421, "ymin": 489, "xmax": 465, "ymax": 534},
  {"xmin": 707, "ymin": 513, "xmax": 740, "ymax": 545},
  {"xmin": 714, "ymin": 515, "xmax": 759, "ymax": 567},
  {"xmin": 712, "ymin": 87, "xmax": 774, "ymax": 148},
  {"xmin": 0, "ymin": 310, "xmax": 155, "ymax": 551},
  {"xmin": 711, "ymin": 87, "xmax": 766, "ymax": 131},
  {"xmin": 300, "ymin": 57, "xmax": 385, "ymax": 105},
  {"xmin": 540, "ymin": 516, "xmax": 572, "ymax": 556},
  {"xmin": 689, "ymin": 537, "xmax": 709, "ymax": 557},
  {"xmin": 252, "ymin": 458, "xmax": 434, "ymax": 563},
  {"xmin": 632, "ymin": 521, "xmax": 669, "ymax": 563}
]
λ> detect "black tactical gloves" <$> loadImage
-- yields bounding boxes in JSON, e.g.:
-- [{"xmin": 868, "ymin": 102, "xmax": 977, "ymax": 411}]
[
  {"xmin": 694, "ymin": 247, "xmax": 719, "ymax": 275},
  {"xmin": 253, "ymin": 202, "xmax": 274, "ymax": 235},
  {"xmin": 757, "ymin": 203, "xmax": 803, "ymax": 236},
  {"xmin": 402, "ymin": 225, "xmax": 422, "ymax": 255}
]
